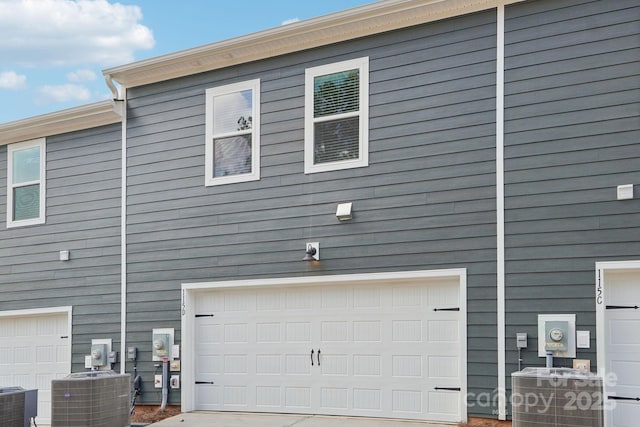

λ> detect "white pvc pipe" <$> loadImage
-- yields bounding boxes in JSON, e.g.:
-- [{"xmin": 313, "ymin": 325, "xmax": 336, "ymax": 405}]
[{"xmin": 161, "ymin": 358, "xmax": 169, "ymax": 410}]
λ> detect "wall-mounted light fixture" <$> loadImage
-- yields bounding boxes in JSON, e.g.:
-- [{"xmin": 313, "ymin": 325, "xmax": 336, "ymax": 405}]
[
  {"xmin": 336, "ymin": 202, "xmax": 353, "ymax": 221},
  {"xmin": 302, "ymin": 242, "xmax": 319, "ymax": 261}
]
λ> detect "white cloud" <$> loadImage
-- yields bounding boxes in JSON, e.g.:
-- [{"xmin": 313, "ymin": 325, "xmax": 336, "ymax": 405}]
[
  {"xmin": 0, "ymin": 0, "xmax": 155, "ymax": 67},
  {"xmin": 282, "ymin": 18, "xmax": 300, "ymax": 25},
  {"xmin": 0, "ymin": 71, "xmax": 27, "ymax": 89},
  {"xmin": 67, "ymin": 69, "xmax": 97, "ymax": 82},
  {"xmin": 38, "ymin": 83, "xmax": 91, "ymax": 103}
]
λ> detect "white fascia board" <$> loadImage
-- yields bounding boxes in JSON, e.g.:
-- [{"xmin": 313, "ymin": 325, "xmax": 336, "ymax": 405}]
[
  {"xmin": 0, "ymin": 100, "xmax": 122, "ymax": 145},
  {"xmin": 104, "ymin": 0, "xmax": 526, "ymax": 89}
]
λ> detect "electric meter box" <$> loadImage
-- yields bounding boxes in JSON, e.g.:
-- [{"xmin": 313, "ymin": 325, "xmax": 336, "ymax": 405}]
[
  {"xmin": 537, "ymin": 314, "xmax": 576, "ymax": 358},
  {"xmin": 152, "ymin": 328, "xmax": 175, "ymax": 361},
  {"xmin": 544, "ymin": 320, "xmax": 569, "ymax": 352},
  {"xmin": 90, "ymin": 343, "xmax": 108, "ymax": 367},
  {"xmin": 152, "ymin": 334, "xmax": 170, "ymax": 360}
]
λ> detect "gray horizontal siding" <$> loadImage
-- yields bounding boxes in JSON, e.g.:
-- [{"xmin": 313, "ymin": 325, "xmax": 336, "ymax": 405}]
[
  {"xmin": 124, "ymin": 10, "xmax": 498, "ymax": 410},
  {"xmin": 0, "ymin": 124, "xmax": 122, "ymax": 373},
  {"xmin": 504, "ymin": 0, "xmax": 640, "ymax": 416}
]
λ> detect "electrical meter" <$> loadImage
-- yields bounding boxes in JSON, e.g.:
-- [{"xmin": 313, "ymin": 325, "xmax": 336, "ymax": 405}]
[
  {"xmin": 544, "ymin": 320, "xmax": 569, "ymax": 352},
  {"xmin": 91, "ymin": 343, "xmax": 108, "ymax": 367}
]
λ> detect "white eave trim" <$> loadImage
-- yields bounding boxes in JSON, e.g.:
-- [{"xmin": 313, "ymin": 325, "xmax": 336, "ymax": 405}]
[
  {"xmin": 104, "ymin": 0, "xmax": 525, "ymax": 89},
  {"xmin": 0, "ymin": 99, "xmax": 123, "ymax": 146}
]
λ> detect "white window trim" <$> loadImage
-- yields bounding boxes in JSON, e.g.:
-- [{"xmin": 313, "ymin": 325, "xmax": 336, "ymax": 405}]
[
  {"xmin": 7, "ymin": 137, "xmax": 46, "ymax": 228},
  {"xmin": 304, "ymin": 57, "xmax": 369, "ymax": 174},
  {"xmin": 205, "ymin": 79, "xmax": 260, "ymax": 186}
]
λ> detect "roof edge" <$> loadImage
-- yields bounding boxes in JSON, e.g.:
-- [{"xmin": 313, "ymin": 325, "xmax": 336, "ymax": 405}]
[
  {"xmin": 0, "ymin": 100, "xmax": 122, "ymax": 145},
  {"xmin": 104, "ymin": 0, "xmax": 520, "ymax": 88}
]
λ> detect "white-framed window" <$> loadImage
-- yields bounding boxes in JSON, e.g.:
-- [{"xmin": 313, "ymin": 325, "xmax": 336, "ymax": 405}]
[
  {"xmin": 7, "ymin": 138, "xmax": 46, "ymax": 228},
  {"xmin": 205, "ymin": 79, "xmax": 260, "ymax": 186},
  {"xmin": 304, "ymin": 57, "xmax": 369, "ymax": 174}
]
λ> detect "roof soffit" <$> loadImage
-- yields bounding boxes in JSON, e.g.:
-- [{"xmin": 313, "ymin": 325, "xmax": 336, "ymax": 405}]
[
  {"xmin": 0, "ymin": 100, "xmax": 122, "ymax": 146},
  {"xmin": 104, "ymin": 0, "xmax": 509, "ymax": 88}
]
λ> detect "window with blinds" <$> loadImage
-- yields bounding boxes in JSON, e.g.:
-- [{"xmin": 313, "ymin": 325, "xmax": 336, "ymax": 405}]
[
  {"xmin": 205, "ymin": 79, "xmax": 260, "ymax": 186},
  {"xmin": 7, "ymin": 138, "xmax": 45, "ymax": 228},
  {"xmin": 305, "ymin": 57, "xmax": 369, "ymax": 174}
]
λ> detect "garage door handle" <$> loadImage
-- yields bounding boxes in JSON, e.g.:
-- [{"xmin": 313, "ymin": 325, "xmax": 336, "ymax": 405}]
[
  {"xmin": 608, "ymin": 395, "xmax": 640, "ymax": 401},
  {"xmin": 317, "ymin": 349, "xmax": 321, "ymax": 366},
  {"xmin": 311, "ymin": 349, "xmax": 314, "ymax": 366}
]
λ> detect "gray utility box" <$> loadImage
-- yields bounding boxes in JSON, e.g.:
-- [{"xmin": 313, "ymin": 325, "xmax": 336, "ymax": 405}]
[
  {"xmin": 512, "ymin": 367, "xmax": 603, "ymax": 427},
  {"xmin": 0, "ymin": 386, "xmax": 37, "ymax": 427},
  {"xmin": 52, "ymin": 371, "xmax": 130, "ymax": 427}
]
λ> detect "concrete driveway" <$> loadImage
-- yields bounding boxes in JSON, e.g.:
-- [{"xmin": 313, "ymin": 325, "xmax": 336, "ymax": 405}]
[{"xmin": 148, "ymin": 412, "xmax": 456, "ymax": 427}]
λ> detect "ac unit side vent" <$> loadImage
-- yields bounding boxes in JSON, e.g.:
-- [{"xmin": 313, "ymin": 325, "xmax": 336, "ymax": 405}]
[
  {"xmin": 512, "ymin": 367, "xmax": 603, "ymax": 427},
  {"xmin": 51, "ymin": 371, "xmax": 130, "ymax": 427}
]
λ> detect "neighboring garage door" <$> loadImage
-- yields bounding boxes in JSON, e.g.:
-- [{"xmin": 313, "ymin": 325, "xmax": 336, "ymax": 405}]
[
  {"xmin": 192, "ymin": 277, "xmax": 463, "ymax": 422},
  {"xmin": 604, "ymin": 270, "xmax": 640, "ymax": 427},
  {"xmin": 0, "ymin": 311, "xmax": 71, "ymax": 425}
]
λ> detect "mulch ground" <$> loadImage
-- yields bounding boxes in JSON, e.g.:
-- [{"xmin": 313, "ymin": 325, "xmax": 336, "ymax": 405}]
[
  {"xmin": 131, "ymin": 405, "xmax": 182, "ymax": 424},
  {"xmin": 461, "ymin": 418, "xmax": 512, "ymax": 427}
]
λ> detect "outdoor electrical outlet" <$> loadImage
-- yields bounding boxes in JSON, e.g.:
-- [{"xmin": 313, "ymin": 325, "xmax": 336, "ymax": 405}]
[
  {"xmin": 170, "ymin": 375, "xmax": 180, "ymax": 389},
  {"xmin": 154, "ymin": 375, "xmax": 163, "ymax": 388}
]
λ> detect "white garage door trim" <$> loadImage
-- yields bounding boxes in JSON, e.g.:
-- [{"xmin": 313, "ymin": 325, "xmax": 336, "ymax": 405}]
[
  {"xmin": 596, "ymin": 260, "xmax": 640, "ymax": 427},
  {"xmin": 181, "ymin": 269, "xmax": 467, "ymax": 422},
  {"xmin": 0, "ymin": 306, "xmax": 72, "ymax": 425}
]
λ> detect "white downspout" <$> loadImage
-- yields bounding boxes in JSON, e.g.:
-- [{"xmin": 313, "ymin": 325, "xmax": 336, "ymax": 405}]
[
  {"xmin": 105, "ymin": 74, "xmax": 120, "ymax": 101},
  {"xmin": 496, "ymin": 3, "xmax": 507, "ymax": 421},
  {"xmin": 119, "ymin": 86, "xmax": 127, "ymax": 374}
]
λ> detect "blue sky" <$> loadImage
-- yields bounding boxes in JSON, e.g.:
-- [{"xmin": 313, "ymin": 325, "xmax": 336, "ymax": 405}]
[{"xmin": 0, "ymin": 0, "xmax": 374, "ymax": 124}]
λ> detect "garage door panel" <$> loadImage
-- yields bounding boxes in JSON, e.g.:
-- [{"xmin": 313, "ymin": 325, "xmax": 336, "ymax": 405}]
[
  {"xmin": 351, "ymin": 352, "xmax": 381, "ymax": 373},
  {"xmin": 256, "ymin": 385, "xmax": 281, "ymax": 407},
  {"xmin": 196, "ymin": 384, "xmax": 221, "ymax": 408},
  {"xmin": 285, "ymin": 386, "xmax": 313, "ymax": 409},
  {"xmin": 392, "ymin": 389, "xmax": 422, "ymax": 413},
  {"xmin": 611, "ymin": 401, "xmax": 640, "ymax": 427},
  {"xmin": 320, "ymin": 387, "xmax": 349, "ymax": 410},
  {"xmin": 428, "ymin": 390, "xmax": 460, "ymax": 416},
  {"xmin": 603, "ymin": 270, "xmax": 640, "ymax": 427},
  {"xmin": 286, "ymin": 322, "xmax": 312, "ymax": 342},
  {"xmin": 193, "ymin": 280, "xmax": 462, "ymax": 422},
  {"xmin": 0, "ymin": 312, "xmax": 70, "ymax": 425},
  {"xmin": 353, "ymin": 388, "xmax": 383, "ymax": 412},
  {"xmin": 256, "ymin": 322, "xmax": 281, "ymax": 342},
  {"xmin": 428, "ymin": 355, "xmax": 460, "ymax": 379},
  {"xmin": 321, "ymin": 287, "xmax": 350, "ymax": 309},
  {"xmin": 353, "ymin": 287, "xmax": 382, "ymax": 309},
  {"xmin": 196, "ymin": 320, "xmax": 222, "ymax": 343},
  {"xmin": 609, "ymin": 317, "xmax": 640, "ymax": 346},
  {"xmin": 317, "ymin": 353, "xmax": 348, "ymax": 376},
  {"xmin": 255, "ymin": 354, "xmax": 281, "ymax": 375}
]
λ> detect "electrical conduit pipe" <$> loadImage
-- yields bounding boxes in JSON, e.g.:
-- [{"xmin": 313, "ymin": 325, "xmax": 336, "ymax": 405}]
[{"xmin": 161, "ymin": 357, "xmax": 169, "ymax": 410}]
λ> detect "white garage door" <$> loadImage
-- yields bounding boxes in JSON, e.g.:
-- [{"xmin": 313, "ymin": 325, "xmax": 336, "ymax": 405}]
[
  {"xmin": 604, "ymin": 270, "xmax": 640, "ymax": 427},
  {"xmin": 0, "ymin": 311, "xmax": 71, "ymax": 425},
  {"xmin": 192, "ymin": 278, "xmax": 463, "ymax": 422}
]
